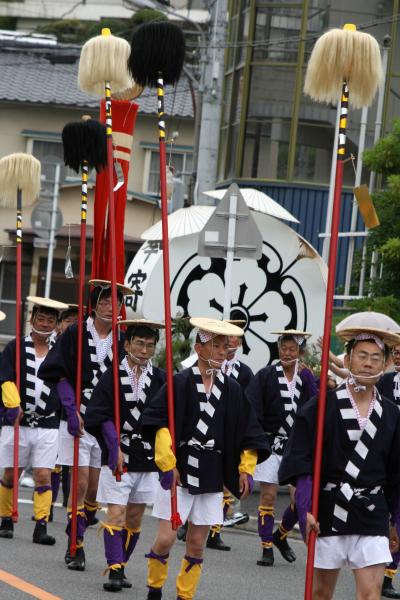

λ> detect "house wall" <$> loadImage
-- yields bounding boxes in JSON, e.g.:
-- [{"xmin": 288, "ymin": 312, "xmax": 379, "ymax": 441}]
[{"xmin": 0, "ymin": 102, "xmax": 194, "ymax": 245}]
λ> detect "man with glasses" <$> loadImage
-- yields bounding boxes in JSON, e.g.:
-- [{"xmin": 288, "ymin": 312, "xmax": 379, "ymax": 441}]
[
  {"xmin": 84, "ymin": 319, "xmax": 166, "ymax": 592},
  {"xmin": 0, "ymin": 296, "xmax": 68, "ymax": 544},
  {"xmin": 377, "ymin": 340, "xmax": 400, "ymax": 598},
  {"xmin": 39, "ymin": 280, "xmax": 132, "ymax": 571},
  {"xmin": 279, "ymin": 326, "xmax": 400, "ymax": 600}
]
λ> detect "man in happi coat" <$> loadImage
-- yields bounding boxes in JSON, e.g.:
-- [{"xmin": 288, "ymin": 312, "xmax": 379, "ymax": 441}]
[
  {"xmin": 206, "ymin": 321, "xmax": 254, "ymax": 550},
  {"xmin": 85, "ymin": 320, "xmax": 166, "ymax": 592},
  {"xmin": 38, "ymin": 280, "xmax": 132, "ymax": 571},
  {"xmin": 0, "ymin": 296, "xmax": 68, "ymax": 544},
  {"xmin": 141, "ymin": 317, "xmax": 270, "ymax": 600},
  {"xmin": 377, "ymin": 337, "xmax": 400, "ymax": 598},
  {"xmin": 246, "ymin": 329, "xmax": 315, "ymax": 567},
  {"xmin": 279, "ymin": 326, "xmax": 400, "ymax": 600}
]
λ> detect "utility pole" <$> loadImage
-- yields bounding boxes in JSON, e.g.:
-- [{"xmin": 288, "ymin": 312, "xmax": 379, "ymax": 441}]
[{"xmin": 195, "ymin": 0, "xmax": 227, "ymax": 205}]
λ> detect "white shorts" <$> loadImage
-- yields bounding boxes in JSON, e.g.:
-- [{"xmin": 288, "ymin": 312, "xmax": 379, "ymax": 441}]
[
  {"xmin": 57, "ymin": 421, "xmax": 101, "ymax": 468},
  {"xmin": 152, "ymin": 484, "xmax": 223, "ymax": 526},
  {"xmin": 254, "ymin": 453, "xmax": 282, "ymax": 484},
  {"xmin": 97, "ymin": 466, "xmax": 157, "ymax": 505},
  {"xmin": 315, "ymin": 535, "xmax": 392, "ymax": 570},
  {"xmin": 0, "ymin": 426, "xmax": 58, "ymax": 469}
]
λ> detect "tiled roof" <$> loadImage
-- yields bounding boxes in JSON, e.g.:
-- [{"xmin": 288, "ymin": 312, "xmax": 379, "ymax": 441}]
[{"xmin": 0, "ymin": 50, "xmax": 194, "ymax": 118}]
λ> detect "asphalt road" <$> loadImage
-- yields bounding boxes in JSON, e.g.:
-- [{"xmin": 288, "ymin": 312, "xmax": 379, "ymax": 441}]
[{"xmin": 0, "ymin": 488, "xmax": 366, "ymax": 600}]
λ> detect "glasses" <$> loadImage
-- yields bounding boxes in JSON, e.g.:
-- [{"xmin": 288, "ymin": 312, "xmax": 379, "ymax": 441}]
[
  {"xmin": 392, "ymin": 350, "xmax": 400, "ymax": 358},
  {"xmin": 131, "ymin": 340, "xmax": 156, "ymax": 352},
  {"xmin": 352, "ymin": 351, "xmax": 384, "ymax": 365}
]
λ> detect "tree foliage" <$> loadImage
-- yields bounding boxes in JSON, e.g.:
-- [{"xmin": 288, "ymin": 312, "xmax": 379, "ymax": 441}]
[{"xmin": 347, "ymin": 120, "xmax": 400, "ymax": 317}]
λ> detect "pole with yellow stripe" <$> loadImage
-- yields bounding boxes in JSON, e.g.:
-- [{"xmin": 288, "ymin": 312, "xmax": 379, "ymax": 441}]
[
  {"xmin": 62, "ymin": 116, "xmax": 107, "ymax": 556},
  {"xmin": 303, "ymin": 23, "xmax": 379, "ymax": 599}
]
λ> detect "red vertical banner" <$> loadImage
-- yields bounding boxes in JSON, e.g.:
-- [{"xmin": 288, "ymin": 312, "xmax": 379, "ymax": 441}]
[{"xmin": 91, "ymin": 99, "xmax": 138, "ymax": 283}]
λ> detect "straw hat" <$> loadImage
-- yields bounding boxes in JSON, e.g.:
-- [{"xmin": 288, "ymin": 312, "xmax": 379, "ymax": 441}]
[
  {"xmin": 337, "ymin": 326, "xmax": 400, "ymax": 349},
  {"xmin": 226, "ymin": 319, "xmax": 246, "ymax": 328},
  {"xmin": 270, "ymin": 329, "xmax": 312, "ymax": 337},
  {"xmin": 190, "ymin": 317, "xmax": 244, "ymax": 337},
  {"xmin": 118, "ymin": 319, "xmax": 165, "ymax": 330},
  {"xmin": 27, "ymin": 296, "xmax": 69, "ymax": 311},
  {"xmin": 89, "ymin": 279, "xmax": 134, "ymax": 296}
]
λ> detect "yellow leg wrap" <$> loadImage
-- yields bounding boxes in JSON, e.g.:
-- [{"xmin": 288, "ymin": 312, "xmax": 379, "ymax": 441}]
[
  {"xmin": 261, "ymin": 541, "xmax": 273, "ymax": 549},
  {"xmin": 147, "ymin": 556, "xmax": 169, "ymax": 589},
  {"xmin": 278, "ymin": 524, "xmax": 289, "ymax": 540},
  {"xmin": 103, "ymin": 564, "xmax": 122, "ymax": 576},
  {"xmin": 385, "ymin": 568, "xmax": 397, "ymax": 579},
  {"xmin": 0, "ymin": 482, "xmax": 12, "ymax": 518},
  {"xmin": 53, "ymin": 466, "xmax": 62, "ymax": 475},
  {"xmin": 209, "ymin": 524, "xmax": 221, "ymax": 537},
  {"xmin": 176, "ymin": 558, "xmax": 203, "ymax": 600},
  {"xmin": 124, "ymin": 526, "xmax": 141, "ymax": 550},
  {"xmin": 222, "ymin": 494, "xmax": 233, "ymax": 509},
  {"xmin": 98, "ymin": 521, "xmax": 123, "ymax": 536},
  {"xmin": 33, "ymin": 489, "xmax": 52, "ymax": 522},
  {"xmin": 67, "ymin": 506, "xmax": 86, "ymax": 519},
  {"xmin": 258, "ymin": 505, "xmax": 275, "ymax": 525},
  {"xmin": 84, "ymin": 499, "xmax": 99, "ymax": 512}
]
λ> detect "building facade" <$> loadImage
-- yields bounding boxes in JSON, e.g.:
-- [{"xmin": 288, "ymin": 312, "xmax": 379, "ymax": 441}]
[
  {"xmin": 218, "ymin": 0, "xmax": 400, "ymax": 292},
  {"xmin": 0, "ymin": 43, "xmax": 194, "ymax": 343}
]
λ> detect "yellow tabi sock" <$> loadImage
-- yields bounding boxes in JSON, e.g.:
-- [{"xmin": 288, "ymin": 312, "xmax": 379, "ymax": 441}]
[
  {"xmin": 0, "ymin": 481, "xmax": 13, "ymax": 517},
  {"xmin": 176, "ymin": 556, "xmax": 203, "ymax": 600},
  {"xmin": 146, "ymin": 550, "xmax": 169, "ymax": 590},
  {"xmin": 33, "ymin": 486, "xmax": 52, "ymax": 522}
]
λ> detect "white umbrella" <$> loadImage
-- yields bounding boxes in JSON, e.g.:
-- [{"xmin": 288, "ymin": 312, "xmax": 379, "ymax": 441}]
[
  {"xmin": 336, "ymin": 311, "xmax": 400, "ymax": 333},
  {"xmin": 140, "ymin": 205, "xmax": 215, "ymax": 240},
  {"xmin": 203, "ymin": 188, "xmax": 300, "ymax": 223}
]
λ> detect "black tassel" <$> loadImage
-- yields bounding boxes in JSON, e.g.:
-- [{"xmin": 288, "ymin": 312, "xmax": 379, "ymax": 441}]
[
  {"xmin": 62, "ymin": 120, "xmax": 107, "ymax": 173},
  {"xmin": 128, "ymin": 21, "xmax": 185, "ymax": 87}
]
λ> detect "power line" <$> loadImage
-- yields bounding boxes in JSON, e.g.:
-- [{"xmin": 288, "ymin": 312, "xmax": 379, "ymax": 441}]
[{"xmin": 184, "ymin": 12, "xmax": 400, "ymax": 51}]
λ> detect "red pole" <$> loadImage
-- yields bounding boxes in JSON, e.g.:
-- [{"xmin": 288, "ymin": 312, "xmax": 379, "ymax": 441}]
[
  {"xmin": 304, "ymin": 82, "xmax": 349, "ymax": 599},
  {"xmin": 104, "ymin": 80, "xmax": 122, "ymax": 482},
  {"xmin": 12, "ymin": 189, "xmax": 22, "ymax": 522},
  {"xmin": 69, "ymin": 160, "xmax": 89, "ymax": 558},
  {"xmin": 157, "ymin": 75, "xmax": 181, "ymax": 529}
]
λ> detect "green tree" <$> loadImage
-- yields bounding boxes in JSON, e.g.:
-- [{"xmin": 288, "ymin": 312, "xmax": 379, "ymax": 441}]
[
  {"xmin": 154, "ymin": 318, "xmax": 193, "ymax": 371},
  {"xmin": 347, "ymin": 119, "xmax": 400, "ymax": 318}
]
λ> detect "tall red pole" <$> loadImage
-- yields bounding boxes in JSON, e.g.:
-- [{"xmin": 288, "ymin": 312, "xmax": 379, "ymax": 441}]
[
  {"xmin": 304, "ymin": 82, "xmax": 349, "ymax": 599},
  {"xmin": 69, "ymin": 159, "xmax": 89, "ymax": 557},
  {"xmin": 157, "ymin": 75, "xmax": 181, "ymax": 529},
  {"xmin": 104, "ymin": 78, "xmax": 122, "ymax": 482},
  {"xmin": 12, "ymin": 188, "xmax": 22, "ymax": 522}
]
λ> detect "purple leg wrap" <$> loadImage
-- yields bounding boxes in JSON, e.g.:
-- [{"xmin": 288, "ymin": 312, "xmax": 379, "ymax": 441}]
[
  {"xmin": 35, "ymin": 485, "xmax": 51, "ymax": 494},
  {"xmin": 258, "ymin": 510, "xmax": 274, "ymax": 543},
  {"xmin": 145, "ymin": 550, "xmax": 169, "ymax": 564},
  {"xmin": 104, "ymin": 528, "xmax": 124, "ymax": 567},
  {"xmin": 389, "ymin": 551, "xmax": 400, "ymax": 570},
  {"xmin": 51, "ymin": 471, "xmax": 61, "ymax": 504},
  {"xmin": 184, "ymin": 555, "xmax": 203, "ymax": 572},
  {"xmin": 66, "ymin": 509, "xmax": 87, "ymax": 541},
  {"xmin": 281, "ymin": 504, "xmax": 298, "ymax": 532},
  {"xmin": 122, "ymin": 529, "xmax": 140, "ymax": 564}
]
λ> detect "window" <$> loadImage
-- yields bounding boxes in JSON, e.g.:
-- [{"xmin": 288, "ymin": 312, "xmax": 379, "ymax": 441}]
[
  {"xmin": 29, "ymin": 137, "xmax": 95, "ymax": 185},
  {"xmin": 0, "ymin": 259, "xmax": 32, "ymax": 337},
  {"xmin": 146, "ymin": 150, "xmax": 193, "ymax": 197}
]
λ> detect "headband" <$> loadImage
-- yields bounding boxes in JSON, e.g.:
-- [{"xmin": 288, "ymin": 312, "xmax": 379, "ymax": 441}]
[{"xmin": 354, "ymin": 333, "xmax": 384, "ymax": 350}]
